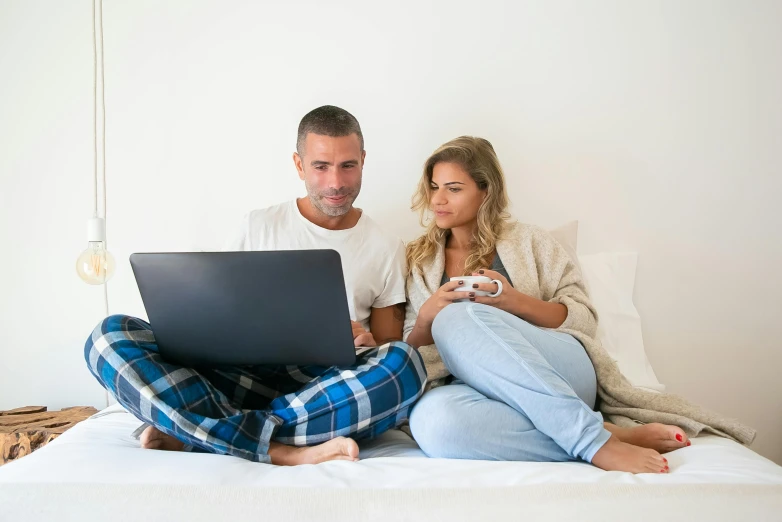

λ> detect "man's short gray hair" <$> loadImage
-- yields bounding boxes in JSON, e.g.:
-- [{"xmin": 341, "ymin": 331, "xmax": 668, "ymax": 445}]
[{"xmin": 296, "ymin": 105, "xmax": 364, "ymax": 156}]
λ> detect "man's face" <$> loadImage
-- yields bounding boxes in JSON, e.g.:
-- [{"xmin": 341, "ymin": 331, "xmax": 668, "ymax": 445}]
[{"xmin": 294, "ymin": 133, "xmax": 365, "ymax": 217}]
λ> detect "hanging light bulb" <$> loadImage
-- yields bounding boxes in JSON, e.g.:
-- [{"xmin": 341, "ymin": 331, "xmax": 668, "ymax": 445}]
[{"xmin": 76, "ymin": 216, "xmax": 115, "ymax": 285}]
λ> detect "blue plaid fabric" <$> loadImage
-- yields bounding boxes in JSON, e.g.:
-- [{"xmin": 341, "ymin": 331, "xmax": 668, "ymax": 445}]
[{"xmin": 85, "ymin": 314, "xmax": 427, "ymax": 463}]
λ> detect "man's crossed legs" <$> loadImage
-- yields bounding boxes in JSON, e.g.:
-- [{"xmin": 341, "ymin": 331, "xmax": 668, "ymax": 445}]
[{"xmin": 85, "ymin": 314, "xmax": 427, "ymax": 464}]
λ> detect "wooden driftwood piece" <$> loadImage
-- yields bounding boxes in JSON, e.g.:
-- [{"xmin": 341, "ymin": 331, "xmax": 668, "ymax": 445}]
[{"xmin": 0, "ymin": 406, "xmax": 98, "ymax": 465}]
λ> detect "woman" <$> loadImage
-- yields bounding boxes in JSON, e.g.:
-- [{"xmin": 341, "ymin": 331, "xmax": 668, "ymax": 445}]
[{"xmin": 404, "ymin": 136, "xmax": 690, "ymax": 473}]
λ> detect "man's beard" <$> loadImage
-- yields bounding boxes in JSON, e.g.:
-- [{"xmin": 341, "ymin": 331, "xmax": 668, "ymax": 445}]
[{"xmin": 306, "ymin": 182, "xmax": 360, "ymax": 217}]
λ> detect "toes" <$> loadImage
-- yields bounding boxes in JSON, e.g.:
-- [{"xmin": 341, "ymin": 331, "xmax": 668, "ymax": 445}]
[
  {"xmin": 341, "ymin": 438, "xmax": 360, "ymax": 459},
  {"xmin": 653, "ymin": 454, "xmax": 670, "ymax": 473},
  {"xmin": 646, "ymin": 450, "xmax": 666, "ymax": 466},
  {"xmin": 668, "ymin": 426, "xmax": 688, "ymax": 445},
  {"xmin": 645, "ymin": 458, "xmax": 668, "ymax": 474}
]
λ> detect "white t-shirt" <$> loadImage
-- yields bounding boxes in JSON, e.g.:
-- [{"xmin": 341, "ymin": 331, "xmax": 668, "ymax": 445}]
[{"xmin": 223, "ymin": 199, "xmax": 406, "ymax": 331}]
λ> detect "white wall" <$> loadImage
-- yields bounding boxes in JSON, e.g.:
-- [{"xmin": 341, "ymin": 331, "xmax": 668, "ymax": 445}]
[{"xmin": 1, "ymin": 0, "xmax": 780, "ymax": 463}]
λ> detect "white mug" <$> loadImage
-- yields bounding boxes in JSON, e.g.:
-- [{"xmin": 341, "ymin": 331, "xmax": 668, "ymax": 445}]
[{"xmin": 450, "ymin": 275, "xmax": 503, "ymax": 302}]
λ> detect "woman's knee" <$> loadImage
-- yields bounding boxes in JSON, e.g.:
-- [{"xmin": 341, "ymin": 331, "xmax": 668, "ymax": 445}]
[
  {"xmin": 432, "ymin": 303, "xmax": 530, "ymax": 356},
  {"xmin": 465, "ymin": 302, "xmax": 536, "ymax": 332},
  {"xmin": 430, "ymin": 302, "xmax": 480, "ymax": 355},
  {"xmin": 432, "ymin": 302, "xmax": 468, "ymax": 337}
]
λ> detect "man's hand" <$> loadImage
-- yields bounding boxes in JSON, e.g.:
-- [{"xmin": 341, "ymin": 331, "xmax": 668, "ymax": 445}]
[{"xmin": 351, "ymin": 321, "xmax": 377, "ymax": 348}]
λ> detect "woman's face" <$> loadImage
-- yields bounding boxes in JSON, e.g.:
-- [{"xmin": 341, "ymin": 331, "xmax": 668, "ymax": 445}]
[{"xmin": 430, "ymin": 161, "xmax": 486, "ymax": 230}]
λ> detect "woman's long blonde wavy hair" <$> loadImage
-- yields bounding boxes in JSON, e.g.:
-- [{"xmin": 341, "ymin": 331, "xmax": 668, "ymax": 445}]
[{"xmin": 406, "ymin": 136, "xmax": 512, "ymax": 277}]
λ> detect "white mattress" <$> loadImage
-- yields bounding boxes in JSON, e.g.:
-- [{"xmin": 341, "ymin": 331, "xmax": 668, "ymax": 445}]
[{"xmin": 1, "ymin": 405, "xmax": 781, "ymax": 521}]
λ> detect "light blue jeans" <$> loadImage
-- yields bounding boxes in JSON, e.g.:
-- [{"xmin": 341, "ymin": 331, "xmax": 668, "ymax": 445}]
[{"xmin": 409, "ymin": 303, "xmax": 612, "ymax": 463}]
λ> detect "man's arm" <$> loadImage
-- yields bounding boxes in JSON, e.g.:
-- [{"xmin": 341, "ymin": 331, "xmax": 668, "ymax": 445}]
[{"xmin": 368, "ymin": 302, "xmax": 406, "ymax": 345}]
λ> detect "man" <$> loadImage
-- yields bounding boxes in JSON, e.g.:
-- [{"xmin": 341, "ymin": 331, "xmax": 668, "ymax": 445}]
[{"xmin": 84, "ymin": 105, "xmax": 426, "ymax": 465}]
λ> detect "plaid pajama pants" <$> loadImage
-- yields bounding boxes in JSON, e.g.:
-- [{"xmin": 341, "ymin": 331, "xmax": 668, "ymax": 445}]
[{"xmin": 84, "ymin": 314, "xmax": 427, "ymax": 463}]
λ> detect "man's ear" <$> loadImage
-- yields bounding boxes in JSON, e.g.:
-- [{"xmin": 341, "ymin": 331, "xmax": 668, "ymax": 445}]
[
  {"xmin": 293, "ymin": 152, "xmax": 305, "ymax": 181},
  {"xmin": 361, "ymin": 149, "xmax": 366, "ymax": 167}
]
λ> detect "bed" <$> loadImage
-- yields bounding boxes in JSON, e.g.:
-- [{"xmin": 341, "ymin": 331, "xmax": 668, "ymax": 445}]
[
  {"xmin": 3, "ymin": 246, "xmax": 780, "ymax": 520},
  {"xmin": 1, "ymin": 403, "xmax": 781, "ymax": 521}
]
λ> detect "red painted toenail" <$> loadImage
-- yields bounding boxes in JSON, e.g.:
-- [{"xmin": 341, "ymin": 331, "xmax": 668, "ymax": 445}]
[
  {"xmin": 676, "ymin": 434, "xmax": 683, "ymax": 442},
  {"xmin": 687, "ymin": 441, "xmax": 691, "ymax": 446}
]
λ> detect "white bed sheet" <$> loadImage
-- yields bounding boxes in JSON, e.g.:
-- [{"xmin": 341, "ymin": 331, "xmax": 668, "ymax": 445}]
[
  {"xmin": 1, "ymin": 405, "xmax": 781, "ymax": 521},
  {"xmin": 2, "ymin": 404, "xmax": 781, "ymax": 487}
]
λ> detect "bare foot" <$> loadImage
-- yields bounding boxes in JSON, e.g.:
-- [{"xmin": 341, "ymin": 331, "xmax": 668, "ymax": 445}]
[
  {"xmin": 591, "ymin": 435, "xmax": 669, "ymax": 473},
  {"xmin": 268, "ymin": 437, "xmax": 360, "ymax": 466},
  {"xmin": 140, "ymin": 425, "xmax": 185, "ymax": 451},
  {"xmin": 605, "ymin": 422, "xmax": 690, "ymax": 453}
]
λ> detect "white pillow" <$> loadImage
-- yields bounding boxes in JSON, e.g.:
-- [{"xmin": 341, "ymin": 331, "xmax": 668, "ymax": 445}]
[
  {"xmin": 545, "ymin": 223, "xmax": 660, "ymax": 390},
  {"xmin": 577, "ymin": 252, "xmax": 664, "ymax": 392}
]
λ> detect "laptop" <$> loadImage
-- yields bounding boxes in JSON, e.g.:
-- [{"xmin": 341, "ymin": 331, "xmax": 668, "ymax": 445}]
[{"xmin": 129, "ymin": 250, "xmax": 362, "ymax": 367}]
